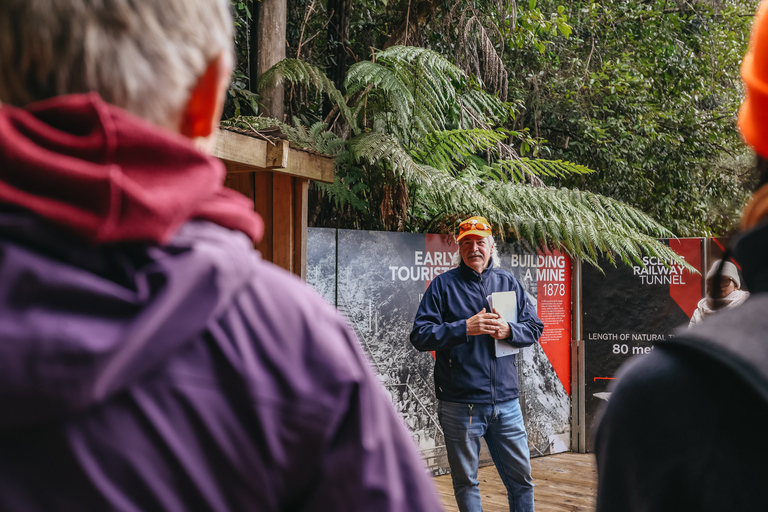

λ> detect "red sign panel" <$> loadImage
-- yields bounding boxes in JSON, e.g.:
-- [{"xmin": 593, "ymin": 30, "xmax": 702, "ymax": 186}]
[{"xmin": 535, "ymin": 250, "xmax": 572, "ymax": 395}]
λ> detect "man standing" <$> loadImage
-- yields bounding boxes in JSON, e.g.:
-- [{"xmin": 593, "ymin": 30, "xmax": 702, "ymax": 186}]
[
  {"xmin": 411, "ymin": 216, "xmax": 544, "ymax": 512},
  {"xmin": 0, "ymin": 2, "xmax": 443, "ymax": 511}
]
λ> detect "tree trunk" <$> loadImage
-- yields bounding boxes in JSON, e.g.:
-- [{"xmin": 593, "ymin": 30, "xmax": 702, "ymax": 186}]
[
  {"xmin": 254, "ymin": 0, "xmax": 287, "ymax": 119},
  {"xmin": 381, "ymin": 177, "xmax": 409, "ymax": 231},
  {"xmin": 327, "ymin": 0, "xmax": 352, "ymax": 92}
]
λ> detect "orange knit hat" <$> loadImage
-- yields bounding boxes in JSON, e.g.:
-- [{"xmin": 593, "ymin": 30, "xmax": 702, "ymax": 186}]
[{"xmin": 739, "ymin": 1, "xmax": 768, "ymax": 158}]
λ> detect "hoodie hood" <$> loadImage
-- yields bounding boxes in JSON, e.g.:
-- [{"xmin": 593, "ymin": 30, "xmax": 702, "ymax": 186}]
[
  {"xmin": 0, "ymin": 213, "xmax": 258, "ymax": 432},
  {"xmin": 0, "ymin": 93, "xmax": 263, "ymax": 244},
  {"xmin": 0, "ymin": 93, "xmax": 265, "ymax": 431}
]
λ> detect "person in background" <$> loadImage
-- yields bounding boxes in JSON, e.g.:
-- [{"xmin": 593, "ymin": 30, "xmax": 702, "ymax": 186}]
[
  {"xmin": 594, "ymin": 2, "xmax": 768, "ymax": 510},
  {"xmin": 688, "ymin": 260, "xmax": 749, "ymax": 326},
  {"xmin": 410, "ymin": 216, "xmax": 544, "ymax": 512},
  {"xmin": 0, "ymin": 2, "xmax": 444, "ymax": 511}
]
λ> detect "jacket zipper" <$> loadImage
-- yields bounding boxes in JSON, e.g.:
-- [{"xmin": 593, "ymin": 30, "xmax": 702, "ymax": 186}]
[{"xmin": 479, "ymin": 273, "xmax": 496, "ymax": 405}]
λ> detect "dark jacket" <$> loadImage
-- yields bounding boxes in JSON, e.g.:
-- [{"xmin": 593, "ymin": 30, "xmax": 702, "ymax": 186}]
[
  {"xmin": 595, "ymin": 222, "xmax": 768, "ymax": 512},
  {"xmin": 410, "ymin": 259, "xmax": 543, "ymax": 404},
  {"xmin": 0, "ymin": 96, "xmax": 444, "ymax": 512}
]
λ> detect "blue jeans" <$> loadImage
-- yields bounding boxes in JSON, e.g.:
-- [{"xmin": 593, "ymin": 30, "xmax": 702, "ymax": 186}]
[{"xmin": 438, "ymin": 399, "xmax": 534, "ymax": 512}]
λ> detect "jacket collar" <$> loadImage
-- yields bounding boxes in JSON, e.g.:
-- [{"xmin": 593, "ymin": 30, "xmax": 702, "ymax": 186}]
[{"xmin": 459, "ymin": 257, "xmax": 494, "ymax": 281}]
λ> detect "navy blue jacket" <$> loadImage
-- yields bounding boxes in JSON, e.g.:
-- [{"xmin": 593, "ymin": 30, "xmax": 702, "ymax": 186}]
[{"xmin": 410, "ymin": 259, "xmax": 544, "ymax": 404}]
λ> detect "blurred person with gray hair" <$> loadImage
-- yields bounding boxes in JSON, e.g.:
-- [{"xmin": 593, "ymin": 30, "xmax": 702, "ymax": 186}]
[
  {"xmin": 0, "ymin": 2, "xmax": 444, "ymax": 511},
  {"xmin": 688, "ymin": 261, "xmax": 749, "ymax": 326}
]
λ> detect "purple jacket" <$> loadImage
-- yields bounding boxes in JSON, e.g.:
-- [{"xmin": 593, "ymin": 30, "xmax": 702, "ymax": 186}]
[
  {"xmin": 0, "ymin": 96, "xmax": 442, "ymax": 511},
  {"xmin": 0, "ymin": 212, "xmax": 444, "ymax": 511}
]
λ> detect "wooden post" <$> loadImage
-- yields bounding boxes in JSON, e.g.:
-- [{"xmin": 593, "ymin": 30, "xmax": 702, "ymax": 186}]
[
  {"xmin": 224, "ymin": 172, "xmax": 255, "ymax": 203},
  {"xmin": 216, "ymin": 130, "xmax": 333, "ymax": 279},
  {"xmin": 253, "ymin": 171, "xmax": 274, "ymax": 262},
  {"xmin": 294, "ymin": 177, "xmax": 309, "ymax": 279},
  {"xmin": 272, "ymin": 173, "xmax": 294, "ymax": 271}
]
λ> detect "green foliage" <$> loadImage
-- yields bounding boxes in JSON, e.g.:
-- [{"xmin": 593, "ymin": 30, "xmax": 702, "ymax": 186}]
[
  {"xmin": 508, "ymin": 0, "xmax": 572, "ymax": 53},
  {"xmin": 501, "ymin": 0, "xmax": 758, "ymax": 237},
  {"xmin": 226, "ymin": 0, "xmax": 260, "ymax": 118},
  {"xmin": 347, "ymin": 47, "xmax": 467, "ymax": 141},
  {"xmin": 234, "ymin": 45, "xmax": 695, "ymax": 269}
]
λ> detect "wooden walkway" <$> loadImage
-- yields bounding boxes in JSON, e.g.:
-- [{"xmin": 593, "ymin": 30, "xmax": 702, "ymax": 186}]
[{"xmin": 434, "ymin": 452, "xmax": 597, "ymax": 512}]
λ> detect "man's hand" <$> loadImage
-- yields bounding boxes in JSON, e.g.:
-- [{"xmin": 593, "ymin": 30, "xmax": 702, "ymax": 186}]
[
  {"xmin": 467, "ymin": 308, "xmax": 509, "ymax": 338},
  {"xmin": 490, "ymin": 308, "xmax": 511, "ymax": 339}
]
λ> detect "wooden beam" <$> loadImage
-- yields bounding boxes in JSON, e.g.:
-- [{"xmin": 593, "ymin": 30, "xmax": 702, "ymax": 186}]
[
  {"xmin": 215, "ymin": 129, "xmax": 334, "ymax": 183},
  {"xmin": 277, "ymin": 146, "xmax": 335, "ymax": 183},
  {"xmin": 215, "ymin": 129, "xmax": 269, "ymax": 168},
  {"xmin": 223, "ymin": 161, "xmax": 262, "ymax": 175}
]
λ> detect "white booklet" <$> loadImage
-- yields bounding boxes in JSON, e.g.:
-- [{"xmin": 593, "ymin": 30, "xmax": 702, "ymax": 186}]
[{"xmin": 487, "ymin": 291, "xmax": 519, "ymax": 357}]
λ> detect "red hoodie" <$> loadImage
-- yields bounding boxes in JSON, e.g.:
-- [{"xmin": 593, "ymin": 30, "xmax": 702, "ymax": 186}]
[{"xmin": 0, "ymin": 93, "xmax": 263, "ymax": 244}]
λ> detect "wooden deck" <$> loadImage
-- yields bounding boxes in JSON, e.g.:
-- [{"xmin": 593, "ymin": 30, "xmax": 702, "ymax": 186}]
[{"xmin": 434, "ymin": 452, "xmax": 597, "ymax": 512}]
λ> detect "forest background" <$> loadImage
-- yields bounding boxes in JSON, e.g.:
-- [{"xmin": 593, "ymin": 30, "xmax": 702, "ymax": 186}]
[{"xmin": 224, "ymin": 0, "xmax": 759, "ymax": 264}]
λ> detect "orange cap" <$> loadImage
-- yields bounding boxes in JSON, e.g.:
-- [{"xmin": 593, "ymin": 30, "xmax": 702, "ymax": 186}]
[
  {"xmin": 456, "ymin": 216, "xmax": 492, "ymax": 241},
  {"xmin": 739, "ymin": 1, "xmax": 768, "ymax": 158}
]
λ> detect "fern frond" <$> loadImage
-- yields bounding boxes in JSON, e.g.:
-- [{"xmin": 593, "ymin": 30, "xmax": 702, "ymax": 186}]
[
  {"xmin": 474, "ymin": 183, "xmax": 693, "ymax": 271},
  {"xmin": 257, "ymin": 58, "xmax": 357, "ymax": 133},
  {"xmin": 485, "ymin": 158, "xmax": 596, "ymax": 183},
  {"xmin": 456, "ymin": 16, "xmax": 508, "ymax": 100},
  {"xmin": 348, "ymin": 132, "xmax": 433, "ymax": 185},
  {"xmin": 374, "ymin": 46, "xmax": 466, "ymax": 139},
  {"xmin": 412, "ymin": 129, "xmax": 508, "ymax": 175},
  {"xmin": 459, "ymin": 89, "xmax": 509, "ymax": 127},
  {"xmin": 315, "ymin": 172, "xmax": 368, "ymax": 213},
  {"xmin": 349, "ymin": 132, "xmax": 507, "ymax": 226},
  {"xmin": 345, "ymin": 62, "xmax": 414, "ymax": 107},
  {"xmin": 346, "ymin": 61, "xmax": 414, "ymax": 133},
  {"xmin": 376, "ymin": 46, "xmax": 466, "ymax": 83}
]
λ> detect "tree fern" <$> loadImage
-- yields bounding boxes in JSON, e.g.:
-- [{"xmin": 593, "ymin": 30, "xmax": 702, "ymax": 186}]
[
  {"xmin": 345, "ymin": 61, "xmax": 414, "ymax": 108},
  {"xmin": 373, "ymin": 46, "xmax": 465, "ymax": 138},
  {"xmin": 229, "ymin": 48, "xmax": 695, "ymax": 272},
  {"xmin": 345, "ymin": 61, "xmax": 414, "ymax": 136}
]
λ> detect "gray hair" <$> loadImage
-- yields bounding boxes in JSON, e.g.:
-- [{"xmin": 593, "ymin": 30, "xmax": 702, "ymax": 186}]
[
  {"xmin": 0, "ymin": 0, "xmax": 233, "ymax": 129},
  {"xmin": 451, "ymin": 235, "xmax": 500, "ymax": 268}
]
